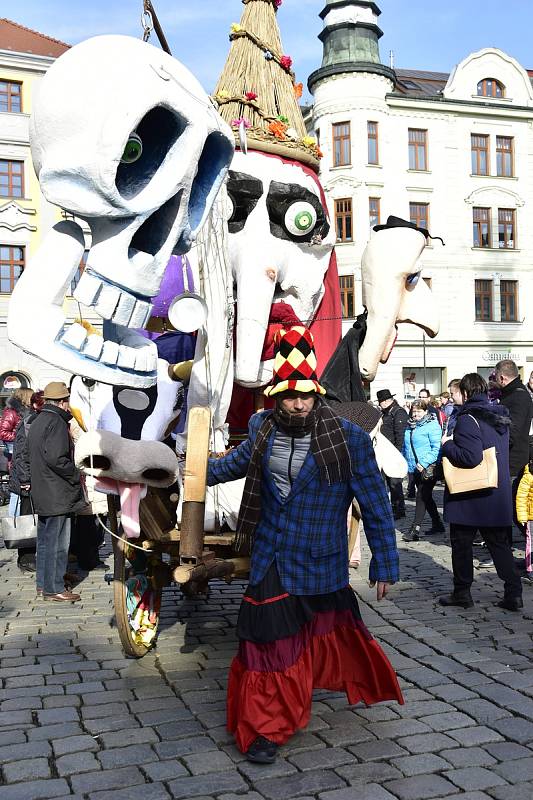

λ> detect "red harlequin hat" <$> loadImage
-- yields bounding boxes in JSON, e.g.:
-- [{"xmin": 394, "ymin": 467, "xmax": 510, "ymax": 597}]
[{"xmin": 264, "ymin": 325, "xmax": 326, "ymax": 397}]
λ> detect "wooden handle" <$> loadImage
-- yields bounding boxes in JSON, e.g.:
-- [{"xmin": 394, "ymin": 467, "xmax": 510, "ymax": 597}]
[{"xmin": 183, "ymin": 406, "xmax": 211, "ymax": 503}]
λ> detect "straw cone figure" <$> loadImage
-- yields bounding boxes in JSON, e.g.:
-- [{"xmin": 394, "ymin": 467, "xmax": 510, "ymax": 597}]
[{"xmin": 214, "ymin": 0, "xmax": 342, "ymax": 428}]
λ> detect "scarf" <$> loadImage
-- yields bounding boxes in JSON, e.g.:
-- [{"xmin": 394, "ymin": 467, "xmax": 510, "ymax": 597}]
[{"xmin": 234, "ymin": 401, "xmax": 352, "ymax": 554}]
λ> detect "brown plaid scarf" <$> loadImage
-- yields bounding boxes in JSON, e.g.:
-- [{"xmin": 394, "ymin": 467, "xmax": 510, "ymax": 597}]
[{"xmin": 234, "ymin": 401, "xmax": 352, "ymax": 554}]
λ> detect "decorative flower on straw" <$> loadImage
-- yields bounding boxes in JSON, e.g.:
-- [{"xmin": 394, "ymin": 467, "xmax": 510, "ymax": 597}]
[
  {"xmin": 273, "ymin": 0, "xmax": 283, "ymax": 7},
  {"xmin": 286, "ymin": 127, "xmax": 298, "ymax": 140},
  {"xmin": 264, "ymin": 50, "xmax": 274, "ymax": 61},
  {"xmin": 293, "ymin": 82, "xmax": 303, "ymax": 99},
  {"xmin": 280, "ymin": 55, "xmax": 293, "ymax": 71},
  {"xmin": 232, "ymin": 118, "xmax": 251, "ymax": 129},
  {"xmin": 302, "ymin": 136, "xmax": 317, "ymax": 148},
  {"xmin": 245, "ymin": 91, "xmax": 258, "ymax": 101},
  {"xmin": 268, "ymin": 120, "xmax": 288, "ymax": 140},
  {"xmin": 230, "ymin": 23, "xmax": 243, "ymax": 33},
  {"xmin": 277, "ymin": 114, "xmax": 289, "ymax": 124},
  {"xmin": 216, "ymin": 90, "xmax": 230, "ymax": 100}
]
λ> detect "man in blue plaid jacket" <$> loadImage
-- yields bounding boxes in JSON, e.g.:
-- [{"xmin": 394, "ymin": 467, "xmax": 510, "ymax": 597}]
[{"xmin": 208, "ymin": 407, "xmax": 399, "ymax": 597}]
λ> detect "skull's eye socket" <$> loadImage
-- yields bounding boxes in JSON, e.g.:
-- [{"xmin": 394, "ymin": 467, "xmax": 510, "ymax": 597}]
[
  {"xmin": 121, "ymin": 133, "xmax": 143, "ymax": 164},
  {"xmin": 284, "ymin": 202, "xmax": 317, "ymax": 237}
]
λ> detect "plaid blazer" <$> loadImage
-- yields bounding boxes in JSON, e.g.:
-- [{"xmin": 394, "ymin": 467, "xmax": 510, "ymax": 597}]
[{"xmin": 208, "ymin": 411, "xmax": 399, "ymax": 595}]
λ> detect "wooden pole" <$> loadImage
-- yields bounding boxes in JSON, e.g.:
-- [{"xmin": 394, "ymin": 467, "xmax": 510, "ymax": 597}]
[{"xmin": 179, "ymin": 406, "xmax": 211, "ymax": 565}]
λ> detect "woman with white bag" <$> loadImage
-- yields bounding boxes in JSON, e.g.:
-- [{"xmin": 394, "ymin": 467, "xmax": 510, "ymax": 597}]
[{"xmin": 439, "ymin": 373, "xmax": 522, "ymax": 611}]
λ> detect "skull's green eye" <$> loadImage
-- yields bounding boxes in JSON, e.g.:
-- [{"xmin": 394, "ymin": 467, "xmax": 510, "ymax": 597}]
[
  {"xmin": 121, "ymin": 133, "xmax": 143, "ymax": 164},
  {"xmin": 284, "ymin": 201, "xmax": 317, "ymax": 237}
]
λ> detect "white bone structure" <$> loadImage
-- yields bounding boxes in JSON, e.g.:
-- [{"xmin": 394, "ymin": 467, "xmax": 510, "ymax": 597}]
[
  {"xmin": 359, "ymin": 226, "xmax": 440, "ymax": 381},
  {"xmin": 8, "ymin": 35, "xmax": 233, "ymax": 388}
]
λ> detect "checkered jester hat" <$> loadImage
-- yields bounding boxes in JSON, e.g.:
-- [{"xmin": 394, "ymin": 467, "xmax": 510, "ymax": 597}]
[{"xmin": 264, "ymin": 325, "xmax": 326, "ymax": 397}]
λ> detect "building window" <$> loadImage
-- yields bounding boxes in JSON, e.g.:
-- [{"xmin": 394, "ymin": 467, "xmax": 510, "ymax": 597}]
[
  {"xmin": 500, "ymin": 279, "xmax": 518, "ymax": 322},
  {"xmin": 0, "ymin": 160, "xmax": 24, "ymax": 198},
  {"xmin": 369, "ymin": 197, "xmax": 380, "ymax": 228},
  {"xmin": 332, "ymin": 122, "xmax": 351, "ymax": 167},
  {"xmin": 408, "ymin": 128, "xmax": 428, "ymax": 170},
  {"xmin": 409, "ymin": 202, "xmax": 429, "ymax": 231},
  {"xmin": 471, "ymin": 134, "xmax": 489, "ymax": 175},
  {"xmin": 339, "ymin": 275, "xmax": 355, "ymax": 319},
  {"xmin": 70, "ymin": 250, "xmax": 88, "ymax": 295},
  {"xmin": 0, "ymin": 245, "xmax": 24, "ymax": 293},
  {"xmin": 477, "ymin": 78, "xmax": 505, "ymax": 98},
  {"xmin": 473, "ymin": 207, "xmax": 491, "ymax": 248},
  {"xmin": 334, "ymin": 198, "xmax": 353, "ymax": 242},
  {"xmin": 498, "ymin": 208, "xmax": 515, "ymax": 248},
  {"xmin": 0, "ymin": 80, "xmax": 22, "ymax": 113},
  {"xmin": 367, "ymin": 121, "xmax": 379, "ymax": 165},
  {"xmin": 475, "ymin": 279, "xmax": 493, "ymax": 321},
  {"xmin": 496, "ymin": 136, "xmax": 514, "ymax": 177}
]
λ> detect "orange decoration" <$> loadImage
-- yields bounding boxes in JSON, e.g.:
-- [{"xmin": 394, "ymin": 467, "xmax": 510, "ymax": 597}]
[
  {"xmin": 268, "ymin": 120, "xmax": 288, "ymax": 140},
  {"xmin": 293, "ymin": 82, "xmax": 303, "ymax": 99}
]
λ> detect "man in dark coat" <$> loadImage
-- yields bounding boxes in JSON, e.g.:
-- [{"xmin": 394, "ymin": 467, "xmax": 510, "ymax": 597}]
[
  {"xmin": 495, "ymin": 360, "xmax": 533, "ymax": 555},
  {"xmin": 377, "ymin": 389, "xmax": 408, "ymax": 519},
  {"xmin": 27, "ymin": 382, "xmax": 85, "ymax": 602}
]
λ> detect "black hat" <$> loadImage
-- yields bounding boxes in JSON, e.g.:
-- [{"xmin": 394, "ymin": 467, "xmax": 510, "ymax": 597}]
[
  {"xmin": 376, "ymin": 389, "xmax": 395, "ymax": 403},
  {"xmin": 373, "ymin": 215, "xmax": 445, "ymax": 245}
]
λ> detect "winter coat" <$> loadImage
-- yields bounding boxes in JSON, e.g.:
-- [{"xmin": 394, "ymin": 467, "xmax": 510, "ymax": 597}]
[
  {"xmin": 442, "ymin": 395, "xmax": 512, "ymax": 528},
  {"xmin": 441, "ymin": 401, "xmax": 454, "ymax": 419},
  {"xmin": 208, "ymin": 411, "xmax": 399, "ymax": 594},
  {"xmin": 9, "ymin": 409, "xmax": 37, "ymax": 495},
  {"xmin": 27, "ymin": 404, "xmax": 85, "ymax": 517},
  {"xmin": 381, "ymin": 401, "xmax": 409, "ymax": 451},
  {"xmin": 516, "ymin": 465, "xmax": 533, "ymax": 524},
  {"xmin": 499, "ymin": 377, "xmax": 532, "ymax": 476},
  {"xmin": 0, "ymin": 397, "xmax": 24, "ymax": 443},
  {"xmin": 402, "ymin": 415, "xmax": 442, "ymax": 473}
]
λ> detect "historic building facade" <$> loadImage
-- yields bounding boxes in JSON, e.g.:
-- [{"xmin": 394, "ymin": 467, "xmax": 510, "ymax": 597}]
[
  {"xmin": 0, "ymin": 19, "xmax": 77, "ymax": 402},
  {"xmin": 308, "ymin": 0, "xmax": 533, "ymax": 400}
]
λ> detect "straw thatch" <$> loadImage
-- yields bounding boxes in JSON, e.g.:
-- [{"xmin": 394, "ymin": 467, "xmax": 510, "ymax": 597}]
[{"xmin": 213, "ymin": 0, "xmax": 320, "ymax": 172}]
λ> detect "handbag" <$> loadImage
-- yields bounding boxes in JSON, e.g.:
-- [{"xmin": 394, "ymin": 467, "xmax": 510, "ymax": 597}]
[
  {"xmin": 442, "ymin": 415, "xmax": 498, "ymax": 494},
  {"xmin": 409, "ymin": 430, "xmax": 442, "ymax": 482},
  {"xmin": 1, "ymin": 494, "xmax": 37, "ymax": 549}
]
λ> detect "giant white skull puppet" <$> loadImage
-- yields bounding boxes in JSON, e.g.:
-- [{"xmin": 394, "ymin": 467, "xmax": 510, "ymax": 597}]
[
  {"xmin": 225, "ymin": 151, "xmax": 337, "ymax": 388},
  {"xmin": 8, "ymin": 35, "xmax": 234, "ymax": 388},
  {"xmin": 359, "ymin": 221, "xmax": 440, "ymax": 381}
]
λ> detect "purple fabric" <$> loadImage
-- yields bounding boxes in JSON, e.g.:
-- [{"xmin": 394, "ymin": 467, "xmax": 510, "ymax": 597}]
[{"xmin": 151, "ymin": 255, "xmax": 194, "ymax": 318}]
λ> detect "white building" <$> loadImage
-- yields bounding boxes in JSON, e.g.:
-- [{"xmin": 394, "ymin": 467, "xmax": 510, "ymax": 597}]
[{"xmin": 308, "ymin": 0, "xmax": 533, "ymax": 401}]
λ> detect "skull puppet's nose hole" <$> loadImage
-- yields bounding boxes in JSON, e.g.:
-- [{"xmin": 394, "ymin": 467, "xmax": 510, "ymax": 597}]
[
  {"xmin": 188, "ymin": 131, "xmax": 235, "ymax": 233},
  {"xmin": 142, "ymin": 468, "xmax": 171, "ymax": 481},
  {"xmin": 115, "ymin": 106, "xmax": 186, "ymax": 199},
  {"xmin": 82, "ymin": 455, "xmax": 111, "ymax": 470}
]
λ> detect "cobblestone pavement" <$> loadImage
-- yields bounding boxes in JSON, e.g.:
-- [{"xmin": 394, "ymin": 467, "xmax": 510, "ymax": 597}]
[{"xmin": 1, "ymin": 487, "xmax": 533, "ymax": 799}]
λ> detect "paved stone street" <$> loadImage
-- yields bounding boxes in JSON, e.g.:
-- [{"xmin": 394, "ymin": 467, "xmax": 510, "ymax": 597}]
[{"xmin": 1, "ymin": 487, "xmax": 533, "ymax": 799}]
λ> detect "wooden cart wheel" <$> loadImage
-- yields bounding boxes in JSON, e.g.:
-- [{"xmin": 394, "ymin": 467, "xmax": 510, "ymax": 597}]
[{"xmin": 109, "ymin": 497, "xmax": 162, "ymax": 658}]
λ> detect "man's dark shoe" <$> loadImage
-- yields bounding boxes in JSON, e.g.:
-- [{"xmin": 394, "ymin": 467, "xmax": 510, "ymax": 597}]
[
  {"xmin": 475, "ymin": 558, "xmax": 494, "ymax": 569},
  {"xmin": 246, "ymin": 736, "xmax": 278, "ymax": 764},
  {"xmin": 497, "ymin": 596, "xmax": 523, "ymax": 612},
  {"xmin": 439, "ymin": 593, "xmax": 474, "ymax": 609},
  {"xmin": 17, "ymin": 556, "xmax": 36, "ymax": 574},
  {"xmin": 403, "ymin": 525, "xmax": 421, "ymax": 542}
]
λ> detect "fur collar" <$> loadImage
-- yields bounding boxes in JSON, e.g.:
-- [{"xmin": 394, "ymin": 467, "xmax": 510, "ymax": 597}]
[{"xmin": 457, "ymin": 397, "xmax": 510, "ymax": 431}]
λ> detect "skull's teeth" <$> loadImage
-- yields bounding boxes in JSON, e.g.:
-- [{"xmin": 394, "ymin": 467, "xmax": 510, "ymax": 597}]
[
  {"xmin": 60, "ymin": 322, "xmax": 87, "ymax": 350},
  {"xmin": 73, "ymin": 271, "xmax": 153, "ymax": 329},
  {"xmin": 100, "ymin": 340, "xmax": 119, "ymax": 365}
]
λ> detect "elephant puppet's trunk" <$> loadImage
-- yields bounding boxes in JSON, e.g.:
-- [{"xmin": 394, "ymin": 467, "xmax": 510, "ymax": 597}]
[{"xmin": 235, "ymin": 270, "xmax": 276, "ymax": 385}]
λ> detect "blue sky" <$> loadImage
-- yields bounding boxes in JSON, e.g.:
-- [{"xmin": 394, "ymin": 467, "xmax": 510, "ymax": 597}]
[{"xmin": 4, "ymin": 1, "xmax": 533, "ymax": 104}]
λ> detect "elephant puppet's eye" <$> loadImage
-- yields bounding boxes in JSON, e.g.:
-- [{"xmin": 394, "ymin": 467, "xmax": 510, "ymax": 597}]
[
  {"xmin": 226, "ymin": 170, "xmax": 264, "ymax": 234},
  {"xmin": 406, "ymin": 272, "xmax": 420, "ymax": 287},
  {"xmin": 121, "ymin": 133, "xmax": 143, "ymax": 164},
  {"xmin": 284, "ymin": 202, "xmax": 317, "ymax": 237}
]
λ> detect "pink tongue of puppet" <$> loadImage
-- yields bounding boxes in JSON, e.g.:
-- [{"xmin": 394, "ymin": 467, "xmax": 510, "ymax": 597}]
[
  {"xmin": 94, "ymin": 478, "xmax": 146, "ymax": 540},
  {"xmin": 261, "ymin": 302, "xmax": 303, "ymax": 360}
]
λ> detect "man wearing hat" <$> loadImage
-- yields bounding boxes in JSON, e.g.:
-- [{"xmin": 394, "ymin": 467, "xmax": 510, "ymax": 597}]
[
  {"xmin": 377, "ymin": 389, "xmax": 409, "ymax": 520},
  {"xmin": 207, "ymin": 327, "xmax": 402, "ymax": 764},
  {"xmin": 27, "ymin": 381, "xmax": 85, "ymax": 602}
]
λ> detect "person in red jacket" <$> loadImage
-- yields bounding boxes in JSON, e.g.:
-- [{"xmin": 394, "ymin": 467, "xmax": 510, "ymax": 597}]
[{"xmin": 0, "ymin": 389, "xmax": 33, "ymax": 464}]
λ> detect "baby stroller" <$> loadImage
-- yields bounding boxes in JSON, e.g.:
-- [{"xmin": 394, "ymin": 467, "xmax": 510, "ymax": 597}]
[{"xmin": 0, "ymin": 449, "xmax": 10, "ymax": 505}]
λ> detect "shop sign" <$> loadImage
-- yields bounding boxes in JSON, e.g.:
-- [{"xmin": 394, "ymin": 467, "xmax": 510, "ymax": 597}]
[
  {"xmin": 2, "ymin": 375, "xmax": 21, "ymax": 390},
  {"xmin": 482, "ymin": 351, "xmax": 521, "ymax": 363}
]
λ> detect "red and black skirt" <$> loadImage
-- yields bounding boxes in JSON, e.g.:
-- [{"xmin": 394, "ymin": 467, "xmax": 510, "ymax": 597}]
[{"xmin": 227, "ymin": 563, "xmax": 404, "ymax": 753}]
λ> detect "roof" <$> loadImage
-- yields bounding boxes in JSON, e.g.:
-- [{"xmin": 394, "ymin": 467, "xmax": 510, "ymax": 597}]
[
  {"xmin": 0, "ymin": 18, "xmax": 70, "ymax": 58},
  {"xmin": 394, "ymin": 67, "xmax": 448, "ymax": 97}
]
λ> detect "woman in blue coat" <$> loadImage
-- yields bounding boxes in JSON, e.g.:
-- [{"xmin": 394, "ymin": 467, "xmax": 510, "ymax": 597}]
[
  {"xmin": 439, "ymin": 373, "xmax": 522, "ymax": 611},
  {"xmin": 208, "ymin": 326, "xmax": 403, "ymax": 764},
  {"xmin": 402, "ymin": 400, "xmax": 444, "ymax": 540}
]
